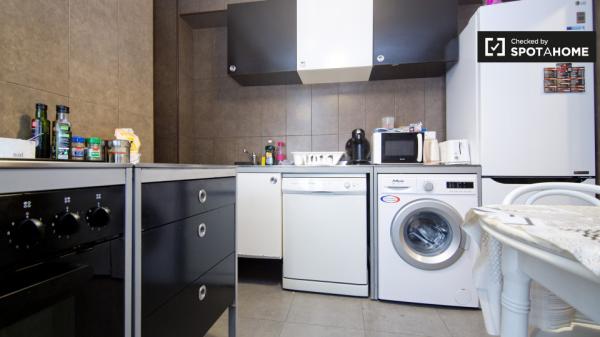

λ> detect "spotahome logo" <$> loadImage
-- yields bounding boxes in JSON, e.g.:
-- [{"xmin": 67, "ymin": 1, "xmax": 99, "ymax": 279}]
[{"xmin": 478, "ymin": 31, "xmax": 595, "ymax": 62}]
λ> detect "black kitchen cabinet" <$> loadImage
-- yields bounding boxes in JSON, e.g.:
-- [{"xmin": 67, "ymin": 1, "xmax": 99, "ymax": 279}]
[
  {"xmin": 370, "ymin": 0, "xmax": 458, "ymax": 80},
  {"xmin": 140, "ymin": 177, "xmax": 236, "ymax": 337},
  {"xmin": 227, "ymin": 0, "xmax": 301, "ymax": 86}
]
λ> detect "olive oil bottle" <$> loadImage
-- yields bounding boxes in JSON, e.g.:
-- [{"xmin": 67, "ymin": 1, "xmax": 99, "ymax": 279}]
[
  {"xmin": 52, "ymin": 105, "xmax": 72, "ymax": 160},
  {"xmin": 31, "ymin": 103, "xmax": 51, "ymax": 158}
]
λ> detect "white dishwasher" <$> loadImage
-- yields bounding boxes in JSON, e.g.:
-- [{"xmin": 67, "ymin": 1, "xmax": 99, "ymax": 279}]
[{"xmin": 282, "ymin": 174, "xmax": 368, "ymax": 297}]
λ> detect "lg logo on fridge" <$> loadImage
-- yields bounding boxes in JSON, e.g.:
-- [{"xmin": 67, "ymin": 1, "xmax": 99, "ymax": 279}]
[{"xmin": 484, "ymin": 37, "xmax": 506, "ymax": 57}]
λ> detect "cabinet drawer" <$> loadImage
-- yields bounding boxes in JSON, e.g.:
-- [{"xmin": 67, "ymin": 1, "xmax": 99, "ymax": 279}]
[
  {"xmin": 142, "ymin": 254, "xmax": 235, "ymax": 337},
  {"xmin": 142, "ymin": 205, "xmax": 235, "ymax": 316},
  {"xmin": 142, "ymin": 177, "xmax": 235, "ymax": 230}
]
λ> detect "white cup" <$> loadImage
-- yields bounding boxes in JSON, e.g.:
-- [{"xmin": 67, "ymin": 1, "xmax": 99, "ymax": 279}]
[{"xmin": 382, "ymin": 116, "xmax": 395, "ymax": 129}]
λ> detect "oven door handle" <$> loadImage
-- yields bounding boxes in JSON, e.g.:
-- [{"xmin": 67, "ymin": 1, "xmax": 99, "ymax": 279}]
[{"xmin": 0, "ymin": 263, "xmax": 93, "ymax": 328}]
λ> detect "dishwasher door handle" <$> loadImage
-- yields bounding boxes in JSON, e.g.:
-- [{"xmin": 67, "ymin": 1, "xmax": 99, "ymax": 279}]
[{"xmin": 283, "ymin": 190, "xmax": 365, "ymax": 196}]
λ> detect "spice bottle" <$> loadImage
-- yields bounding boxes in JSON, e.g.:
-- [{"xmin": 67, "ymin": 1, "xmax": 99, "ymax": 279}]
[
  {"xmin": 31, "ymin": 103, "xmax": 51, "ymax": 158},
  {"xmin": 276, "ymin": 141, "xmax": 286, "ymax": 164},
  {"xmin": 71, "ymin": 136, "xmax": 86, "ymax": 161},
  {"xmin": 53, "ymin": 105, "xmax": 72, "ymax": 160},
  {"xmin": 86, "ymin": 137, "xmax": 103, "ymax": 161},
  {"xmin": 265, "ymin": 139, "xmax": 275, "ymax": 166}
]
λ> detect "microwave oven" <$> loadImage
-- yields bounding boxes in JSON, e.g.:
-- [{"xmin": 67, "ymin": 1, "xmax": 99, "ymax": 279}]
[{"xmin": 372, "ymin": 132, "xmax": 423, "ymax": 164}]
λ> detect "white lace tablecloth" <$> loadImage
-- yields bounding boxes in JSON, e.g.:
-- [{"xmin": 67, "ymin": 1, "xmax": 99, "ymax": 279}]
[{"xmin": 464, "ymin": 205, "xmax": 600, "ymax": 335}]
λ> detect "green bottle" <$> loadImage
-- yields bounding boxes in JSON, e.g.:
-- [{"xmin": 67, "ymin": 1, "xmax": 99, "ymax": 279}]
[
  {"xmin": 53, "ymin": 105, "xmax": 72, "ymax": 160},
  {"xmin": 31, "ymin": 103, "xmax": 51, "ymax": 158}
]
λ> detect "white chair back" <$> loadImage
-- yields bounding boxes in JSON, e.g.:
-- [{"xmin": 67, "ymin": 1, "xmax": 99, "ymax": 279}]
[{"xmin": 502, "ymin": 182, "xmax": 600, "ymax": 206}]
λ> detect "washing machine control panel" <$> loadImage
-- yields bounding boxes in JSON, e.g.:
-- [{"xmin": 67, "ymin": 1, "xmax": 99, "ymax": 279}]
[{"xmin": 379, "ymin": 174, "xmax": 478, "ymax": 195}]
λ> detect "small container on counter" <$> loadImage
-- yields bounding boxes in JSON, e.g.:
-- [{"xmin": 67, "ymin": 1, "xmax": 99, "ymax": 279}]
[
  {"xmin": 71, "ymin": 136, "xmax": 86, "ymax": 161},
  {"xmin": 107, "ymin": 140, "xmax": 131, "ymax": 163},
  {"xmin": 85, "ymin": 137, "xmax": 104, "ymax": 161}
]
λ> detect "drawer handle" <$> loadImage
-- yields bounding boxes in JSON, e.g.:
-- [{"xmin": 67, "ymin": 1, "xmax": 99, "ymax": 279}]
[
  {"xmin": 198, "ymin": 189, "xmax": 208, "ymax": 204},
  {"xmin": 198, "ymin": 285, "xmax": 207, "ymax": 301},
  {"xmin": 198, "ymin": 223, "xmax": 207, "ymax": 238},
  {"xmin": 270, "ymin": 177, "xmax": 278, "ymax": 184}
]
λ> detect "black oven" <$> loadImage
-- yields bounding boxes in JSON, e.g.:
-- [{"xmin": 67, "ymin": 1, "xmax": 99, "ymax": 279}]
[
  {"xmin": 0, "ymin": 185, "xmax": 126, "ymax": 337},
  {"xmin": 372, "ymin": 132, "xmax": 423, "ymax": 164}
]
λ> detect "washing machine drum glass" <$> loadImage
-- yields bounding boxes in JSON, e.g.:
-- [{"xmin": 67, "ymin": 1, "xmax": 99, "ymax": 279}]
[
  {"xmin": 405, "ymin": 211, "xmax": 452, "ymax": 256},
  {"xmin": 391, "ymin": 199, "xmax": 466, "ymax": 270}
]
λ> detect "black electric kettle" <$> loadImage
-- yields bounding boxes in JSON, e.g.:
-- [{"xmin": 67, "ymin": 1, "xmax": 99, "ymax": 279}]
[{"xmin": 345, "ymin": 129, "xmax": 370, "ymax": 165}]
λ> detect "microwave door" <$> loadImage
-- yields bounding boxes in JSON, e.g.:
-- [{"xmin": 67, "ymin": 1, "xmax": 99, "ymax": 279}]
[{"xmin": 381, "ymin": 133, "xmax": 421, "ymax": 163}]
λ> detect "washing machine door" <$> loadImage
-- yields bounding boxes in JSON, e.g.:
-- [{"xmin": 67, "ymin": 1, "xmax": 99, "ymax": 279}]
[{"xmin": 390, "ymin": 199, "xmax": 466, "ymax": 271}]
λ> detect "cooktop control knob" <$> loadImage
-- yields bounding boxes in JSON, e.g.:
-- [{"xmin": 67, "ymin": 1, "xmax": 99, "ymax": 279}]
[
  {"xmin": 423, "ymin": 182, "xmax": 434, "ymax": 192},
  {"xmin": 53, "ymin": 211, "xmax": 81, "ymax": 236},
  {"xmin": 13, "ymin": 218, "xmax": 45, "ymax": 249},
  {"xmin": 86, "ymin": 207, "xmax": 111, "ymax": 228}
]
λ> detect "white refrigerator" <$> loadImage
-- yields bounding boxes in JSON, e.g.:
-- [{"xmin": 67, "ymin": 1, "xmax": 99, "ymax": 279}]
[{"xmin": 447, "ymin": 0, "xmax": 596, "ymax": 205}]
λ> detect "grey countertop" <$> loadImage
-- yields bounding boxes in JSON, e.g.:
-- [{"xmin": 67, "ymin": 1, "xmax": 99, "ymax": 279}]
[
  {"xmin": 236, "ymin": 164, "xmax": 481, "ymax": 174},
  {"xmin": 0, "ymin": 159, "xmax": 131, "ymax": 169}
]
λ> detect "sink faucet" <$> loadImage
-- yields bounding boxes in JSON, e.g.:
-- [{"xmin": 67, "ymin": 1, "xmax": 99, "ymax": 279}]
[{"xmin": 243, "ymin": 149, "xmax": 257, "ymax": 165}]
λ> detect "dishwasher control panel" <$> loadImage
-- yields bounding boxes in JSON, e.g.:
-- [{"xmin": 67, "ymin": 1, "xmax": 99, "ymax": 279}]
[{"xmin": 282, "ymin": 175, "xmax": 367, "ymax": 193}]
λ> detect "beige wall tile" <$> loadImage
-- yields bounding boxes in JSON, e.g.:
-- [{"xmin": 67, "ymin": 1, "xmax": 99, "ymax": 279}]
[
  {"xmin": 193, "ymin": 28, "xmax": 215, "ymax": 80},
  {"xmin": 154, "ymin": 135, "xmax": 178, "ymax": 163},
  {"xmin": 212, "ymin": 28, "xmax": 228, "ymax": 78},
  {"xmin": 311, "ymin": 134, "xmax": 338, "ymax": 152},
  {"xmin": 286, "ymin": 85, "xmax": 311, "ymax": 136},
  {"xmin": 311, "ymin": 84, "xmax": 339, "ymax": 135},
  {"xmin": 69, "ymin": 99, "xmax": 118, "ymax": 140},
  {"xmin": 425, "ymin": 77, "xmax": 445, "ymax": 136},
  {"xmin": 154, "ymin": 0, "xmax": 179, "ymax": 160},
  {"xmin": 179, "ymin": 19, "xmax": 194, "ymax": 81},
  {"xmin": 260, "ymin": 86, "xmax": 286, "ymax": 136},
  {"xmin": 118, "ymin": 0, "xmax": 153, "ymax": 117},
  {"xmin": 339, "ymin": 82, "xmax": 366, "ymax": 136},
  {"xmin": 118, "ymin": 110, "xmax": 154, "ymax": 162},
  {"xmin": 286, "ymin": 135, "xmax": 311, "ymax": 156},
  {"xmin": 178, "ymin": 73, "xmax": 194, "ymax": 141},
  {"xmin": 395, "ymin": 78, "xmax": 425, "ymax": 127},
  {"xmin": 179, "ymin": 0, "xmax": 226, "ymax": 15},
  {"xmin": 195, "ymin": 138, "xmax": 215, "ymax": 164},
  {"xmin": 366, "ymin": 81, "xmax": 396, "ymax": 133},
  {"xmin": 0, "ymin": 82, "xmax": 68, "ymax": 139},
  {"xmin": 69, "ymin": 0, "xmax": 118, "ymax": 106},
  {"xmin": 193, "ymin": 89, "xmax": 218, "ymax": 138},
  {"xmin": 0, "ymin": 0, "xmax": 69, "ymax": 95},
  {"xmin": 213, "ymin": 137, "xmax": 237, "ymax": 164}
]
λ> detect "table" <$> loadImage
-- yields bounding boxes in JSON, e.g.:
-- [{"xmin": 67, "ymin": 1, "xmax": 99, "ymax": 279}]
[{"xmin": 464, "ymin": 205, "xmax": 600, "ymax": 337}]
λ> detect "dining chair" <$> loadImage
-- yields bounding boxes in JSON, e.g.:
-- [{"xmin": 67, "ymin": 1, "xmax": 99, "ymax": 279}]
[{"xmin": 502, "ymin": 182, "xmax": 600, "ymax": 337}]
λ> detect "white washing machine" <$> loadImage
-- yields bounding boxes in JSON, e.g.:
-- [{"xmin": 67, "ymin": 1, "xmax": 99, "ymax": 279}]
[{"xmin": 377, "ymin": 173, "xmax": 479, "ymax": 307}]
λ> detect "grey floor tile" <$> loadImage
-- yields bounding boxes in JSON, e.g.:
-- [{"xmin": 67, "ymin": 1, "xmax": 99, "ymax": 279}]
[
  {"xmin": 436, "ymin": 308, "xmax": 492, "ymax": 337},
  {"xmin": 286, "ymin": 292, "xmax": 365, "ymax": 330},
  {"xmin": 365, "ymin": 331, "xmax": 431, "ymax": 337},
  {"xmin": 205, "ymin": 312, "xmax": 284, "ymax": 337},
  {"xmin": 238, "ymin": 282, "xmax": 295, "ymax": 322},
  {"xmin": 280, "ymin": 322, "xmax": 365, "ymax": 337},
  {"xmin": 362, "ymin": 301, "xmax": 451, "ymax": 337}
]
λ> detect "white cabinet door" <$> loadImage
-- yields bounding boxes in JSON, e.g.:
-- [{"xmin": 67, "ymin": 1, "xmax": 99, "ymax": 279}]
[
  {"xmin": 236, "ymin": 173, "xmax": 282, "ymax": 258},
  {"xmin": 296, "ymin": 0, "xmax": 373, "ymax": 84}
]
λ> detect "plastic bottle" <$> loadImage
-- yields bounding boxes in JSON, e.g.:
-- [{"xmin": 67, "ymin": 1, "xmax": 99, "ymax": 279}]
[
  {"xmin": 276, "ymin": 141, "xmax": 286, "ymax": 164},
  {"xmin": 52, "ymin": 105, "xmax": 72, "ymax": 160},
  {"xmin": 31, "ymin": 103, "xmax": 51, "ymax": 158},
  {"xmin": 265, "ymin": 139, "xmax": 275, "ymax": 165}
]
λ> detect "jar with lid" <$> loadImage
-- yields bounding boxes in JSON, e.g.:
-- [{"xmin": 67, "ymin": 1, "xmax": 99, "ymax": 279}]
[
  {"xmin": 71, "ymin": 136, "xmax": 86, "ymax": 161},
  {"xmin": 107, "ymin": 140, "xmax": 131, "ymax": 163},
  {"xmin": 86, "ymin": 137, "xmax": 103, "ymax": 161}
]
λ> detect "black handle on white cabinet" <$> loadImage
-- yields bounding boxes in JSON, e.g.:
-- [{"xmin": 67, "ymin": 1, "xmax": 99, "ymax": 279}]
[{"xmin": 270, "ymin": 177, "xmax": 278, "ymax": 184}]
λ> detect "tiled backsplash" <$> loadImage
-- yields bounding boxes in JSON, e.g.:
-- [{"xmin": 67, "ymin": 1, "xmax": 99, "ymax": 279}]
[
  {"xmin": 177, "ymin": 27, "xmax": 446, "ymax": 165},
  {"xmin": 0, "ymin": 0, "xmax": 154, "ymax": 162}
]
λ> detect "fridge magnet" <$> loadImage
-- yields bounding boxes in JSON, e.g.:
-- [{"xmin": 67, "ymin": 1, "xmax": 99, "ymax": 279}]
[{"xmin": 544, "ymin": 63, "xmax": 585, "ymax": 93}]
